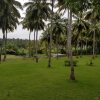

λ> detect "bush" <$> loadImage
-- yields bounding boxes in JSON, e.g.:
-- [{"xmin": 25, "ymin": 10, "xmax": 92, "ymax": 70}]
[
  {"xmin": 7, "ymin": 49, "xmax": 16, "ymax": 55},
  {"xmin": 37, "ymin": 49, "xmax": 43, "ymax": 54},
  {"xmin": 64, "ymin": 60, "xmax": 78, "ymax": 67},
  {"xmin": 88, "ymin": 59, "xmax": 94, "ymax": 66},
  {"xmin": 16, "ymin": 48, "xmax": 26, "ymax": 56},
  {"xmin": 60, "ymin": 49, "xmax": 66, "ymax": 54}
]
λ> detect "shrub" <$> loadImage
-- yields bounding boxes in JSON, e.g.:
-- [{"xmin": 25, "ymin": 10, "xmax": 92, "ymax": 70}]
[
  {"xmin": 60, "ymin": 49, "xmax": 66, "ymax": 54},
  {"xmin": 64, "ymin": 60, "xmax": 78, "ymax": 67},
  {"xmin": 7, "ymin": 49, "xmax": 16, "ymax": 55},
  {"xmin": 37, "ymin": 49, "xmax": 43, "ymax": 54},
  {"xmin": 16, "ymin": 48, "xmax": 26, "ymax": 56}
]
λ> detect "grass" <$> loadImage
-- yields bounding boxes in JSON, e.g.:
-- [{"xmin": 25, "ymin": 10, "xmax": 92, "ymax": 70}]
[{"xmin": 0, "ymin": 55, "xmax": 100, "ymax": 100}]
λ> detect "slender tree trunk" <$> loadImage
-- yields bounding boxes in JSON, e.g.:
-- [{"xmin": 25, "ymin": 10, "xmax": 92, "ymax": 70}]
[
  {"xmin": 95, "ymin": 41, "xmax": 98, "ymax": 56},
  {"xmin": 80, "ymin": 35, "xmax": 83, "ymax": 57},
  {"xmin": 3, "ymin": 32, "xmax": 6, "ymax": 61},
  {"xmin": 29, "ymin": 32, "xmax": 31, "ymax": 57},
  {"xmin": 0, "ymin": 46, "xmax": 2, "ymax": 63},
  {"xmin": 93, "ymin": 30, "xmax": 95, "ymax": 59},
  {"xmin": 48, "ymin": 41, "xmax": 51, "ymax": 67},
  {"xmin": 86, "ymin": 39, "xmax": 88, "ymax": 55},
  {"xmin": 45, "ymin": 43, "xmax": 48, "ymax": 56},
  {"xmin": 0, "ymin": 38, "xmax": 2, "ymax": 63},
  {"xmin": 75, "ymin": 44, "xmax": 77, "ymax": 56},
  {"xmin": 56, "ymin": 35, "xmax": 59, "ymax": 59},
  {"xmin": 33, "ymin": 30, "xmax": 36, "ymax": 58},
  {"xmin": 68, "ymin": 10, "xmax": 75, "ymax": 80},
  {"xmin": 3, "ymin": 30, "xmax": 8, "ymax": 61},
  {"xmin": 67, "ymin": 8, "xmax": 70, "ymax": 58},
  {"xmin": 76, "ymin": 40, "xmax": 79, "ymax": 57},
  {"xmin": 66, "ymin": 37, "xmax": 68, "ymax": 56},
  {"xmin": 56, "ymin": 43, "xmax": 59, "ymax": 59},
  {"xmin": 4, "ymin": 30, "xmax": 7, "ymax": 61},
  {"xmin": 48, "ymin": 29, "xmax": 51, "ymax": 67},
  {"xmin": 35, "ymin": 29, "xmax": 38, "ymax": 63},
  {"xmin": 48, "ymin": 0, "xmax": 53, "ymax": 67}
]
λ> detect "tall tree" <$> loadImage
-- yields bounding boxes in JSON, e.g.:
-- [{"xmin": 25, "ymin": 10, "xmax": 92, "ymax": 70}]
[
  {"xmin": 58, "ymin": 0, "xmax": 90, "ymax": 80},
  {"xmin": 85, "ymin": 0, "xmax": 100, "ymax": 58},
  {"xmin": 24, "ymin": 0, "xmax": 51, "ymax": 63},
  {"xmin": 47, "ymin": 0, "xmax": 55, "ymax": 67},
  {"xmin": 49, "ymin": 13, "xmax": 67, "ymax": 59},
  {"xmin": 41, "ymin": 14, "xmax": 67, "ymax": 59},
  {"xmin": 0, "ymin": 0, "xmax": 22, "ymax": 61},
  {"xmin": 72, "ymin": 12, "xmax": 90, "ymax": 57},
  {"xmin": 22, "ymin": 15, "xmax": 34, "ymax": 57}
]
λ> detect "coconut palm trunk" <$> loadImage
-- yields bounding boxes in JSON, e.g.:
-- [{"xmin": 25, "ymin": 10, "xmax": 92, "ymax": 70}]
[
  {"xmin": 45, "ymin": 43, "xmax": 48, "ymax": 56},
  {"xmin": 3, "ymin": 32, "xmax": 6, "ymax": 61},
  {"xmin": 86, "ymin": 38, "xmax": 88, "ymax": 55},
  {"xmin": 3, "ymin": 29, "xmax": 8, "ymax": 61},
  {"xmin": 93, "ymin": 30, "xmax": 95, "ymax": 59},
  {"xmin": 80, "ymin": 34, "xmax": 83, "ymax": 57},
  {"xmin": 68, "ymin": 10, "xmax": 75, "ymax": 80},
  {"xmin": 95, "ymin": 41, "xmax": 98, "ymax": 56},
  {"xmin": 67, "ymin": 8, "xmax": 70, "ymax": 58},
  {"xmin": 48, "ymin": 38, "xmax": 51, "ymax": 67},
  {"xmin": 29, "ymin": 32, "xmax": 31, "ymax": 57},
  {"xmin": 33, "ymin": 30, "xmax": 36, "ymax": 57},
  {"xmin": 35, "ymin": 29, "xmax": 38, "ymax": 63},
  {"xmin": 0, "ymin": 46, "xmax": 2, "ymax": 63},
  {"xmin": 76, "ymin": 40, "xmax": 79, "ymax": 57},
  {"xmin": 0, "ymin": 38, "xmax": 2, "ymax": 63},
  {"xmin": 56, "ymin": 35, "xmax": 59, "ymax": 59},
  {"xmin": 66, "ymin": 38, "xmax": 68, "ymax": 56},
  {"xmin": 74, "ymin": 44, "xmax": 77, "ymax": 56},
  {"xmin": 48, "ymin": 0, "xmax": 54, "ymax": 67}
]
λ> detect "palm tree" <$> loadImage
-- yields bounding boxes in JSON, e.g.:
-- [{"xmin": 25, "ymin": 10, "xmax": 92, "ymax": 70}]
[
  {"xmin": 47, "ymin": 0, "xmax": 55, "ymax": 67},
  {"xmin": 22, "ymin": 15, "xmax": 35, "ymax": 57},
  {"xmin": 57, "ymin": 0, "xmax": 78, "ymax": 80},
  {"xmin": 0, "ymin": 0, "xmax": 7, "ymax": 61},
  {"xmin": 85, "ymin": 1, "xmax": 100, "ymax": 58},
  {"xmin": 34, "ymin": 19, "xmax": 45, "ymax": 63},
  {"xmin": 49, "ymin": 13, "xmax": 67, "ymax": 59},
  {"xmin": 0, "ymin": 0, "xmax": 22, "ymax": 61},
  {"xmin": 57, "ymin": 0, "xmax": 91, "ymax": 80},
  {"xmin": 40, "ymin": 30, "xmax": 50, "ymax": 56},
  {"xmin": 24, "ymin": 0, "xmax": 51, "ymax": 63},
  {"xmin": 72, "ymin": 12, "xmax": 90, "ymax": 57},
  {"xmin": 41, "ymin": 13, "xmax": 67, "ymax": 60},
  {"xmin": 88, "ymin": 23, "xmax": 100, "ymax": 57}
]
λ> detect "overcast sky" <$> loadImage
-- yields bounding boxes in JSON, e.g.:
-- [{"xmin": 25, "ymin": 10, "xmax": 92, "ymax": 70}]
[{"xmin": 0, "ymin": 0, "xmax": 68, "ymax": 40}]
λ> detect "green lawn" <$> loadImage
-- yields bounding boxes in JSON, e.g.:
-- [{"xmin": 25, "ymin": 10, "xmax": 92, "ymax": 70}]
[{"xmin": 0, "ymin": 55, "xmax": 100, "ymax": 100}]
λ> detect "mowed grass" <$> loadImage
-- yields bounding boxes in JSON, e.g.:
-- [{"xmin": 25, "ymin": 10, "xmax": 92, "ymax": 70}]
[{"xmin": 0, "ymin": 55, "xmax": 100, "ymax": 100}]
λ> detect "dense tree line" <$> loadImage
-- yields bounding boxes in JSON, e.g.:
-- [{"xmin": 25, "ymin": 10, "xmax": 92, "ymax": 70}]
[{"xmin": 0, "ymin": 38, "xmax": 41, "ymax": 56}]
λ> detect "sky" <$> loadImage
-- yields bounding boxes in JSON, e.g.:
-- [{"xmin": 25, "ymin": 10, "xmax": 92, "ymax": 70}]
[{"xmin": 0, "ymin": 0, "xmax": 68, "ymax": 40}]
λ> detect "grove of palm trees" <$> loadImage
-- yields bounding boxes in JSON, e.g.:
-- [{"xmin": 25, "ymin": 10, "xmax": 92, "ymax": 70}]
[{"xmin": 0, "ymin": 0, "xmax": 100, "ymax": 100}]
